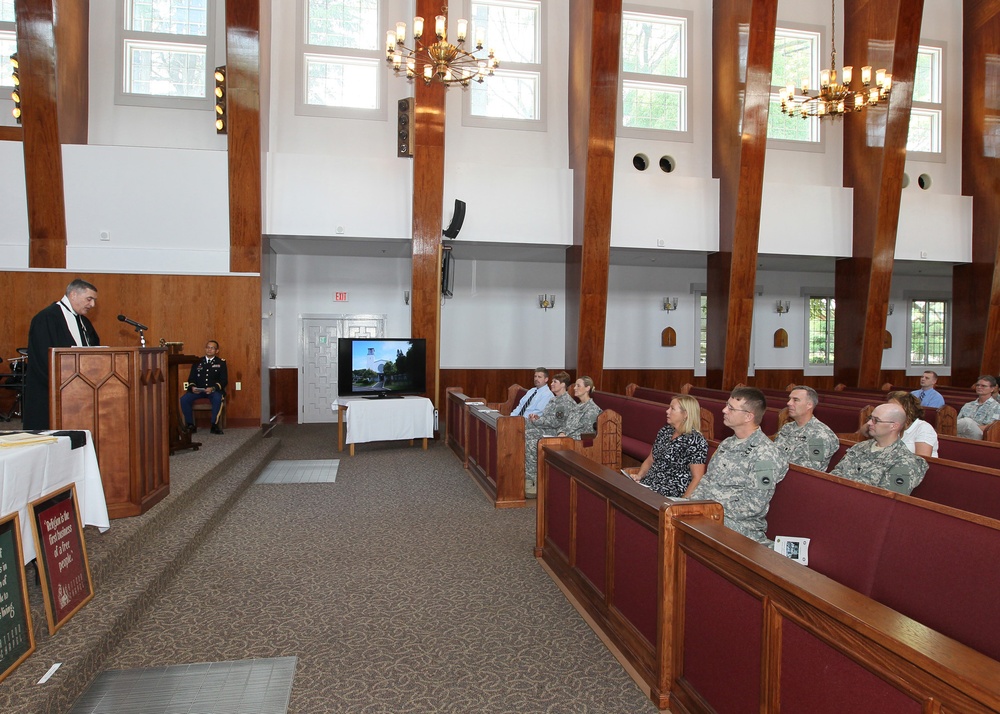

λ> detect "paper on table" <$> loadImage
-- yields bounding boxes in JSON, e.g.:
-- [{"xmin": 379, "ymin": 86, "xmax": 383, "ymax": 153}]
[{"xmin": 0, "ymin": 432, "xmax": 60, "ymax": 447}]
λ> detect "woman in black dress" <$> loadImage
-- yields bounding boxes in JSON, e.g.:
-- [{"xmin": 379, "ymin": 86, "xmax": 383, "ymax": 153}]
[{"xmin": 626, "ymin": 394, "xmax": 708, "ymax": 498}]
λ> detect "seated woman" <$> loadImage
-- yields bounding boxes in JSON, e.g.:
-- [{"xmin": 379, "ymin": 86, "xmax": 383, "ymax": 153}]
[
  {"xmin": 524, "ymin": 371, "xmax": 575, "ymax": 496},
  {"xmin": 558, "ymin": 376, "xmax": 602, "ymax": 438},
  {"xmin": 625, "ymin": 395, "xmax": 708, "ymax": 498},
  {"xmin": 888, "ymin": 390, "xmax": 939, "ymax": 457}
]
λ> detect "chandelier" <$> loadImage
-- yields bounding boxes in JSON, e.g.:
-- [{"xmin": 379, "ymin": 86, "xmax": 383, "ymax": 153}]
[
  {"xmin": 779, "ymin": 0, "xmax": 891, "ymax": 119},
  {"xmin": 386, "ymin": 7, "xmax": 498, "ymax": 86}
]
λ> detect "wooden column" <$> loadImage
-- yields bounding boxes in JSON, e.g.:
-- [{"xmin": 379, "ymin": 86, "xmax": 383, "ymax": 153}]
[
  {"xmin": 225, "ymin": 0, "xmax": 263, "ymax": 274},
  {"xmin": 16, "ymin": 0, "xmax": 68, "ymax": 268},
  {"xmin": 566, "ymin": 0, "xmax": 620, "ymax": 386},
  {"xmin": 708, "ymin": 0, "xmax": 778, "ymax": 390},
  {"xmin": 953, "ymin": 0, "xmax": 1000, "ymax": 383},
  {"xmin": 834, "ymin": 0, "xmax": 923, "ymax": 388},
  {"xmin": 52, "ymin": 0, "xmax": 89, "ymax": 145},
  {"xmin": 411, "ymin": 0, "xmax": 447, "ymax": 408}
]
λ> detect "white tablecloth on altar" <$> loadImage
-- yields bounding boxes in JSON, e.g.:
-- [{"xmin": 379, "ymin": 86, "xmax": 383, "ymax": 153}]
[
  {"xmin": 0, "ymin": 430, "xmax": 110, "ymax": 563},
  {"xmin": 335, "ymin": 396, "xmax": 434, "ymax": 445}
]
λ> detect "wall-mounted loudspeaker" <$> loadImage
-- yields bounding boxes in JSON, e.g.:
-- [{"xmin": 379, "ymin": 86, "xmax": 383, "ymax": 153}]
[
  {"xmin": 442, "ymin": 199, "xmax": 466, "ymax": 239},
  {"xmin": 397, "ymin": 97, "xmax": 414, "ymax": 158}
]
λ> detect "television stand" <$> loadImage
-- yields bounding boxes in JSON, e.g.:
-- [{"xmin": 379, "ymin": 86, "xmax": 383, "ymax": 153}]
[{"xmin": 334, "ymin": 396, "xmax": 434, "ymax": 456}]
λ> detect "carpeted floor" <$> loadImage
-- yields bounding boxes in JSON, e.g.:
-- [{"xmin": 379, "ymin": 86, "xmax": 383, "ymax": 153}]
[{"xmin": 93, "ymin": 425, "xmax": 656, "ymax": 713}]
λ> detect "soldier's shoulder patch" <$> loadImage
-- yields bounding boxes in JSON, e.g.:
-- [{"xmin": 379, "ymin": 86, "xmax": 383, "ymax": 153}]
[{"xmin": 753, "ymin": 458, "xmax": 781, "ymax": 489}]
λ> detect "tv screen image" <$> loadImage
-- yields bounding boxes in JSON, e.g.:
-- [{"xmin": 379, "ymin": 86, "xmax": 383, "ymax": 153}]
[{"xmin": 337, "ymin": 338, "xmax": 427, "ymax": 397}]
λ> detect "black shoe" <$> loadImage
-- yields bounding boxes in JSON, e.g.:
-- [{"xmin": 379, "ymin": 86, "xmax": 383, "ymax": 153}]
[
  {"xmin": 185, "ymin": 423, "xmax": 197, "ymax": 434},
  {"xmin": 211, "ymin": 424, "xmax": 224, "ymax": 435}
]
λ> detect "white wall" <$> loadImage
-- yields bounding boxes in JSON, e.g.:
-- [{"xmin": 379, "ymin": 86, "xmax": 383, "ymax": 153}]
[{"xmin": 0, "ymin": 141, "xmax": 28, "ymax": 269}]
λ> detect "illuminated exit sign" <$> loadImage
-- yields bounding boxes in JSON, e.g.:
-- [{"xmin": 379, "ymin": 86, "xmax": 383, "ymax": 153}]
[{"xmin": 334, "ymin": 291, "xmax": 349, "ymax": 302}]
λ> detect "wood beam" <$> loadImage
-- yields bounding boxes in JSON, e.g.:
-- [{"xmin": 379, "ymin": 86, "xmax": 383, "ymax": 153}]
[
  {"xmin": 411, "ymin": 0, "xmax": 447, "ymax": 408},
  {"xmin": 835, "ymin": 0, "xmax": 924, "ymax": 388},
  {"xmin": 16, "ymin": 0, "xmax": 67, "ymax": 268},
  {"xmin": 566, "ymin": 0, "xmax": 620, "ymax": 386},
  {"xmin": 709, "ymin": 0, "xmax": 778, "ymax": 390},
  {"xmin": 225, "ymin": 0, "xmax": 263, "ymax": 274},
  {"xmin": 53, "ymin": 0, "xmax": 88, "ymax": 145},
  {"xmin": 954, "ymin": 0, "xmax": 1000, "ymax": 383}
]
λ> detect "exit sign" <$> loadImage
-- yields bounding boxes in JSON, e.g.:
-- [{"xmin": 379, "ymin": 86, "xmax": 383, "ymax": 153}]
[{"xmin": 334, "ymin": 291, "xmax": 349, "ymax": 302}]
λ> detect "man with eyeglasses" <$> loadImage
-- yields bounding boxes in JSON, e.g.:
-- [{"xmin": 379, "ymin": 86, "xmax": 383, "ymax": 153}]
[
  {"xmin": 831, "ymin": 403, "xmax": 927, "ymax": 494},
  {"xmin": 773, "ymin": 386, "xmax": 840, "ymax": 470},
  {"xmin": 688, "ymin": 387, "xmax": 788, "ymax": 545},
  {"xmin": 956, "ymin": 375, "xmax": 1000, "ymax": 440}
]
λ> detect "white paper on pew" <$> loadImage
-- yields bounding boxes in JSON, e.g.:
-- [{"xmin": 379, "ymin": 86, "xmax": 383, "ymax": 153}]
[
  {"xmin": 774, "ymin": 535, "xmax": 810, "ymax": 565},
  {"xmin": 466, "ymin": 401, "xmax": 484, "ymax": 405}
]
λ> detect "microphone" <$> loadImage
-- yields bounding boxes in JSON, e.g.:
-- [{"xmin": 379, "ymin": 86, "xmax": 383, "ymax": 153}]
[{"xmin": 118, "ymin": 314, "xmax": 149, "ymax": 331}]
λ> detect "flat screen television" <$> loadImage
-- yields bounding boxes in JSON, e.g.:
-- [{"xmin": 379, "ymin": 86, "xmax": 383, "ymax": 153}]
[{"xmin": 337, "ymin": 338, "xmax": 427, "ymax": 398}]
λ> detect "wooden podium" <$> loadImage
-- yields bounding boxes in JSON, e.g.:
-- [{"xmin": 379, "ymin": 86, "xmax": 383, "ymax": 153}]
[{"xmin": 50, "ymin": 347, "xmax": 169, "ymax": 519}]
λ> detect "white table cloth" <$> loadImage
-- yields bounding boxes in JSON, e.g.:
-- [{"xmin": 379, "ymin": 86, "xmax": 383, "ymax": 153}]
[
  {"xmin": 0, "ymin": 430, "xmax": 110, "ymax": 563},
  {"xmin": 335, "ymin": 396, "xmax": 434, "ymax": 445}
]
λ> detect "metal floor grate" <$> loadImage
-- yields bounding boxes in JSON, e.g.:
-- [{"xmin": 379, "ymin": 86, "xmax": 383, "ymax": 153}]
[
  {"xmin": 69, "ymin": 656, "xmax": 297, "ymax": 714},
  {"xmin": 255, "ymin": 459, "xmax": 339, "ymax": 484}
]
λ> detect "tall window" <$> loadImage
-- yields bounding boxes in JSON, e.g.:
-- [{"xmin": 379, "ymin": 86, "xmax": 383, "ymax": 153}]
[
  {"xmin": 907, "ymin": 44, "xmax": 943, "ymax": 155},
  {"xmin": 619, "ymin": 9, "xmax": 688, "ymax": 137},
  {"xmin": 768, "ymin": 27, "xmax": 821, "ymax": 144},
  {"xmin": 807, "ymin": 296, "xmax": 835, "ymax": 365},
  {"xmin": 298, "ymin": 0, "xmax": 385, "ymax": 118},
  {"xmin": 910, "ymin": 299, "xmax": 948, "ymax": 366},
  {"xmin": 466, "ymin": 0, "xmax": 543, "ymax": 127},
  {"xmin": 0, "ymin": 0, "xmax": 15, "ymax": 90},
  {"xmin": 118, "ymin": 0, "xmax": 214, "ymax": 107}
]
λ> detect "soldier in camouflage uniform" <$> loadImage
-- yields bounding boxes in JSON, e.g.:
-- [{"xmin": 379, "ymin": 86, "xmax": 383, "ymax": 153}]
[
  {"xmin": 689, "ymin": 387, "xmax": 789, "ymax": 545},
  {"xmin": 524, "ymin": 371, "xmax": 575, "ymax": 496},
  {"xmin": 831, "ymin": 403, "xmax": 928, "ymax": 494},
  {"xmin": 773, "ymin": 386, "xmax": 840, "ymax": 470}
]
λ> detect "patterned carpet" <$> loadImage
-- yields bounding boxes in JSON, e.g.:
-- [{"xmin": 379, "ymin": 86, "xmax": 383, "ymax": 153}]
[
  {"xmin": 0, "ymin": 425, "xmax": 655, "ymax": 714},
  {"xmin": 93, "ymin": 426, "xmax": 655, "ymax": 713}
]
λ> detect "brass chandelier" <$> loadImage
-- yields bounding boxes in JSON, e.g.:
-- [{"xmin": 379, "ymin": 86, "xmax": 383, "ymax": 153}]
[
  {"xmin": 386, "ymin": 7, "xmax": 498, "ymax": 86},
  {"xmin": 779, "ymin": 0, "xmax": 892, "ymax": 119}
]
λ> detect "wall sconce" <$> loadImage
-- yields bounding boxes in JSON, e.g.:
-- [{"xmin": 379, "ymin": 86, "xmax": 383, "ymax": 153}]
[
  {"xmin": 403, "ymin": 290, "xmax": 410, "ymax": 305},
  {"xmin": 268, "ymin": 284, "xmax": 277, "ymax": 300},
  {"xmin": 10, "ymin": 53, "xmax": 21, "ymax": 124},
  {"xmin": 214, "ymin": 66, "xmax": 227, "ymax": 134},
  {"xmin": 887, "ymin": 303, "xmax": 894, "ymax": 315},
  {"xmin": 539, "ymin": 294, "xmax": 555, "ymax": 310},
  {"xmin": 662, "ymin": 297, "xmax": 678, "ymax": 312},
  {"xmin": 775, "ymin": 300, "xmax": 791, "ymax": 316}
]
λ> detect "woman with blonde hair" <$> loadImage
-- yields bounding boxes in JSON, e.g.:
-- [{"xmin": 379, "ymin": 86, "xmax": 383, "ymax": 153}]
[
  {"xmin": 627, "ymin": 394, "xmax": 708, "ymax": 497},
  {"xmin": 887, "ymin": 390, "xmax": 938, "ymax": 457}
]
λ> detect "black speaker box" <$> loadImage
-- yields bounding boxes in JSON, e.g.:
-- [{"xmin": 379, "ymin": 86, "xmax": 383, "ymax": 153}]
[
  {"xmin": 443, "ymin": 199, "xmax": 466, "ymax": 239},
  {"xmin": 397, "ymin": 97, "xmax": 414, "ymax": 158}
]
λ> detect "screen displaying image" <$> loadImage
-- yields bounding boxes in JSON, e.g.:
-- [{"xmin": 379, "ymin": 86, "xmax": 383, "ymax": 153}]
[{"xmin": 337, "ymin": 338, "xmax": 427, "ymax": 397}]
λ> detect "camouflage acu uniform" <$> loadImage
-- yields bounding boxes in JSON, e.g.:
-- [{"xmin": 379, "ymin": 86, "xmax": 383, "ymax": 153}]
[
  {"xmin": 524, "ymin": 392, "xmax": 576, "ymax": 491},
  {"xmin": 773, "ymin": 416, "xmax": 840, "ymax": 471},
  {"xmin": 689, "ymin": 428, "xmax": 788, "ymax": 545},
  {"xmin": 830, "ymin": 439, "xmax": 928, "ymax": 494}
]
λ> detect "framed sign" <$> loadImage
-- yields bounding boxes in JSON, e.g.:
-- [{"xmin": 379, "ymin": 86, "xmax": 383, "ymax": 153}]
[
  {"xmin": 29, "ymin": 485, "xmax": 94, "ymax": 635},
  {"xmin": 0, "ymin": 512, "xmax": 35, "ymax": 683}
]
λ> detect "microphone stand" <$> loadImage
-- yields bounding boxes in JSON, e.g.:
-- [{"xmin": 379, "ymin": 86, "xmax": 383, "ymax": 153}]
[{"xmin": 134, "ymin": 326, "xmax": 147, "ymax": 348}]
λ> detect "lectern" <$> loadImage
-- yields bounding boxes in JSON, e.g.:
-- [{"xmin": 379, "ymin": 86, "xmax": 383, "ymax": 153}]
[{"xmin": 49, "ymin": 347, "xmax": 169, "ymax": 519}]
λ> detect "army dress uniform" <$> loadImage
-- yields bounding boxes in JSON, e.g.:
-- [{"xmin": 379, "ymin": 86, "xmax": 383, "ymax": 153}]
[
  {"xmin": 773, "ymin": 416, "xmax": 840, "ymax": 471},
  {"xmin": 180, "ymin": 356, "xmax": 228, "ymax": 431},
  {"xmin": 524, "ymin": 392, "xmax": 576, "ymax": 494},
  {"xmin": 830, "ymin": 439, "xmax": 927, "ymax": 494},
  {"xmin": 689, "ymin": 428, "xmax": 789, "ymax": 545}
]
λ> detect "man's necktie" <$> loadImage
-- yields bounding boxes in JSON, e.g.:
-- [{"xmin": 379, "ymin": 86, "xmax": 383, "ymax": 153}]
[
  {"xmin": 516, "ymin": 388, "xmax": 536, "ymax": 416},
  {"xmin": 76, "ymin": 315, "xmax": 90, "ymax": 346}
]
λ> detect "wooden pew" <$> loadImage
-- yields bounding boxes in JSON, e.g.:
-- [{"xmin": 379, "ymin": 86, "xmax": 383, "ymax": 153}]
[
  {"xmin": 444, "ymin": 388, "xmax": 486, "ymax": 466},
  {"xmin": 937, "ymin": 433, "xmax": 1000, "ymax": 469},
  {"xmin": 591, "ymin": 390, "xmax": 714, "ymax": 464},
  {"xmin": 537, "ymin": 450, "xmax": 1000, "ymax": 711}
]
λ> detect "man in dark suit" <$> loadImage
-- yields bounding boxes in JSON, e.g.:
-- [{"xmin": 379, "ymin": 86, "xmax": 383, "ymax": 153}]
[
  {"xmin": 180, "ymin": 340, "xmax": 228, "ymax": 434},
  {"xmin": 24, "ymin": 279, "xmax": 101, "ymax": 429}
]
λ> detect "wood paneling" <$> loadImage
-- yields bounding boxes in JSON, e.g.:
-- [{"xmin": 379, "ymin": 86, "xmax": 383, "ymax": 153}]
[
  {"xmin": 269, "ymin": 367, "xmax": 297, "ymax": 423},
  {"xmin": 225, "ymin": 0, "xmax": 263, "ymax": 274},
  {"xmin": 411, "ymin": 0, "xmax": 448, "ymax": 410},
  {"xmin": 954, "ymin": 0, "xmax": 1000, "ymax": 383},
  {"xmin": 835, "ymin": 0, "xmax": 924, "ymax": 388},
  {"xmin": 16, "ymin": 0, "xmax": 67, "ymax": 268},
  {"xmin": 709, "ymin": 0, "xmax": 778, "ymax": 390},
  {"xmin": 0, "ymin": 273, "xmax": 261, "ymax": 426}
]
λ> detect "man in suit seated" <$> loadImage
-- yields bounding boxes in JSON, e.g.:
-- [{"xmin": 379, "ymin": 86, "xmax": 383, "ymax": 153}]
[{"xmin": 180, "ymin": 340, "xmax": 228, "ymax": 434}]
